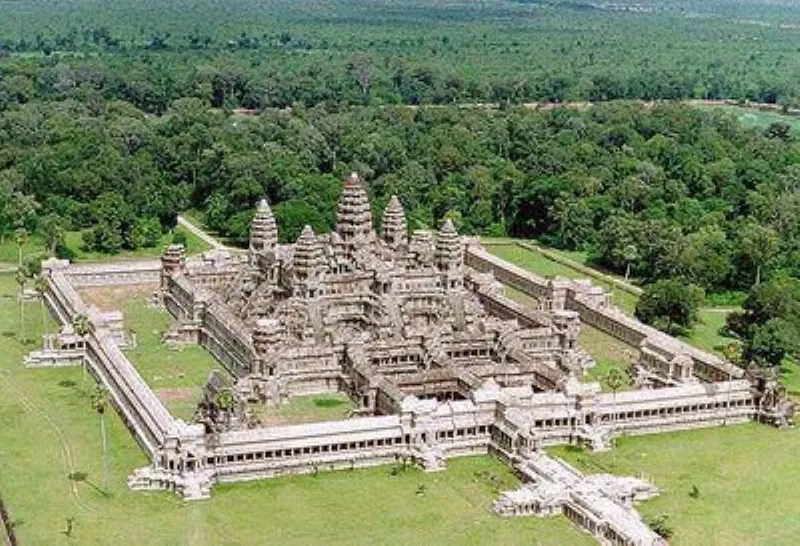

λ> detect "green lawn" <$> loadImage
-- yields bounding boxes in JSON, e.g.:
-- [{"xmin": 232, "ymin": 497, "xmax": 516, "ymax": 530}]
[
  {"xmin": 63, "ymin": 226, "xmax": 210, "ymax": 262},
  {"xmin": 502, "ymin": 284, "xmax": 541, "ymax": 308},
  {"xmin": 551, "ymin": 423, "xmax": 800, "ymax": 545},
  {"xmin": 580, "ymin": 325, "xmax": 638, "ymax": 391},
  {"xmin": 121, "ymin": 293, "xmax": 225, "ymax": 420},
  {"xmin": 0, "ymin": 226, "xmax": 210, "ymax": 267},
  {"xmin": 483, "ymin": 242, "xmax": 639, "ymax": 314},
  {"xmin": 680, "ymin": 309, "xmax": 735, "ymax": 356},
  {"xmin": 251, "ymin": 393, "xmax": 357, "ymax": 426},
  {"xmin": 697, "ymin": 104, "xmax": 800, "ymax": 135},
  {"xmin": 0, "ymin": 271, "xmax": 594, "ymax": 545}
]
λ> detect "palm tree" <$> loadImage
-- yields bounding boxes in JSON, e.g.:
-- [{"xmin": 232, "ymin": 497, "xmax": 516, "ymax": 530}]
[
  {"xmin": 622, "ymin": 244, "xmax": 638, "ymax": 282},
  {"xmin": 72, "ymin": 314, "xmax": 91, "ymax": 379},
  {"xmin": 215, "ymin": 389, "xmax": 236, "ymax": 426},
  {"xmin": 34, "ymin": 275, "xmax": 49, "ymax": 337},
  {"xmin": 91, "ymin": 385, "xmax": 110, "ymax": 494},
  {"xmin": 605, "ymin": 366, "xmax": 628, "ymax": 452},
  {"xmin": 15, "ymin": 268, "xmax": 27, "ymax": 343},
  {"xmin": 13, "ymin": 227, "xmax": 27, "ymax": 269}
]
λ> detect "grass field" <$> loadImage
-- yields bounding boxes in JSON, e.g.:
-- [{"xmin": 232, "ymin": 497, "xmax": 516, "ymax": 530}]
[
  {"xmin": 551, "ymin": 423, "xmax": 800, "ymax": 545},
  {"xmin": 120, "ymin": 291, "xmax": 225, "ymax": 420},
  {"xmin": 698, "ymin": 104, "xmax": 800, "ymax": 135},
  {"xmin": 579, "ymin": 325, "xmax": 638, "ymax": 391},
  {"xmin": 483, "ymin": 242, "xmax": 640, "ymax": 314},
  {"xmin": 252, "ymin": 393, "xmax": 357, "ymax": 426},
  {"xmin": 0, "ymin": 271, "xmax": 595, "ymax": 545},
  {"xmin": 0, "ymin": 226, "xmax": 210, "ymax": 266}
]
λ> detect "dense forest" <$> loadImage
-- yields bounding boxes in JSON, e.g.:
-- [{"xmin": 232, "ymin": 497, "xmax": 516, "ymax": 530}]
[
  {"xmin": 3, "ymin": 0, "xmax": 800, "ymax": 112},
  {"xmin": 2, "ymin": 99, "xmax": 798, "ymax": 293},
  {"xmin": 0, "ymin": 0, "xmax": 798, "ymax": 367}
]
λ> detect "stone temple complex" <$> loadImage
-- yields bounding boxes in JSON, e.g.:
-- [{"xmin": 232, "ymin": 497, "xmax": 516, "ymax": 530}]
[{"xmin": 30, "ymin": 172, "xmax": 794, "ymax": 546}]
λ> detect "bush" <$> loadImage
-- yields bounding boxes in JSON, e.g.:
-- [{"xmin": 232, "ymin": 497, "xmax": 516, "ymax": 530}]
[
  {"xmin": 82, "ymin": 222, "xmax": 123, "ymax": 253},
  {"xmin": 129, "ymin": 217, "xmax": 163, "ymax": 248},
  {"xmin": 172, "ymin": 230, "xmax": 188, "ymax": 247},
  {"xmin": 647, "ymin": 514, "xmax": 674, "ymax": 539}
]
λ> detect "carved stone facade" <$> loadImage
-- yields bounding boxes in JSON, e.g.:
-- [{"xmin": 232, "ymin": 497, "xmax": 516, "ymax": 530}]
[{"xmin": 28, "ymin": 173, "xmax": 794, "ymax": 546}]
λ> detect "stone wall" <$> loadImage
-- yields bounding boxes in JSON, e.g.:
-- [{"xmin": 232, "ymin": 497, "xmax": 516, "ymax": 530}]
[{"xmin": 465, "ymin": 243, "xmax": 744, "ymax": 384}]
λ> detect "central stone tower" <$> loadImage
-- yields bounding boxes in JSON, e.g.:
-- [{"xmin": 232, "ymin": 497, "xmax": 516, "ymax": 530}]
[{"xmin": 336, "ymin": 172, "xmax": 374, "ymax": 249}]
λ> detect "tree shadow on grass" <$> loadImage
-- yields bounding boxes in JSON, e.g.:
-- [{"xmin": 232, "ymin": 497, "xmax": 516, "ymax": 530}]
[
  {"xmin": 312, "ymin": 396, "xmax": 347, "ymax": 408},
  {"xmin": 68, "ymin": 472, "xmax": 110, "ymax": 498}
]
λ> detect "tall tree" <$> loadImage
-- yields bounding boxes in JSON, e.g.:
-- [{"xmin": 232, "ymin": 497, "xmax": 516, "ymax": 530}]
[
  {"xmin": 34, "ymin": 274, "xmax": 49, "ymax": 336},
  {"xmin": 635, "ymin": 279, "xmax": 705, "ymax": 336},
  {"xmin": 15, "ymin": 268, "xmax": 27, "ymax": 342},
  {"xmin": 91, "ymin": 385, "xmax": 110, "ymax": 493},
  {"xmin": 72, "ymin": 314, "xmax": 92, "ymax": 379}
]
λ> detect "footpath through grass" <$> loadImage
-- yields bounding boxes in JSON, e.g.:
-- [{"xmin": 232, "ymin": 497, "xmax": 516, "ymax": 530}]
[{"xmin": 0, "ymin": 271, "xmax": 592, "ymax": 546}]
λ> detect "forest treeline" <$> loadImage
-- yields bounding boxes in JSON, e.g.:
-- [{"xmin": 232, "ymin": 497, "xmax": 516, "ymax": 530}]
[
  {"xmin": 1, "ymin": 99, "xmax": 798, "ymax": 297},
  {"xmin": 3, "ymin": 0, "xmax": 800, "ymax": 111}
]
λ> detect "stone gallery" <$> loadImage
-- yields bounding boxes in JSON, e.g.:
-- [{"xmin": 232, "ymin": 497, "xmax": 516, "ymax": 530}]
[{"xmin": 29, "ymin": 173, "xmax": 794, "ymax": 546}]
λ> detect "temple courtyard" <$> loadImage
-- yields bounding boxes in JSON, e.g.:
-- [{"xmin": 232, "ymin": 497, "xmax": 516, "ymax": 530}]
[{"xmin": 2, "ymin": 263, "xmax": 799, "ymax": 544}]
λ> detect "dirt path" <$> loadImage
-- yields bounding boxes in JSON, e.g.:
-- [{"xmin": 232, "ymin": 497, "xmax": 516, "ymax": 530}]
[{"xmin": 177, "ymin": 215, "xmax": 226, "ymax": 250}]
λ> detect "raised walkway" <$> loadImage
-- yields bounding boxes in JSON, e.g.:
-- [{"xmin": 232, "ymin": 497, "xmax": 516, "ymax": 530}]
[{"xmin": 177, "ymin": 215, "xmax": 226, "ymax": 250}]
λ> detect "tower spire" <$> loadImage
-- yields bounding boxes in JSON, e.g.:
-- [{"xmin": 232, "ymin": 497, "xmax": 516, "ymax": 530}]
[
  {"xmin": 381, "ymin": 195, "xmax": 407, "ymax": 249},
  {"xmin": 435, "ymin": 218, "xmax": 462, "ymax": 270},
  {"xmin": 335, "ymin": 172, "xmax": 373, "ymax": 244},
  {"xmin": 249, "ymin": 199, "xmax": 278, "ymax": 255},
  {"xmin": 293, "ymin": 225, "xmax": 324, "ymax": 279}
]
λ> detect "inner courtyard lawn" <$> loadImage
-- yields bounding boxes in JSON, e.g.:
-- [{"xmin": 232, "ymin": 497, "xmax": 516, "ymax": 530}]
[
  {"xmin": 119, "ymin": 289, "xmax": 226, "ymax": 420},
  {"xmin": 579, "ymin": 325, "xmax": 638, "ymax": 391},
  {"xmin": 250, "ymin": 392, "xmax": 357, "ymax": 426}
]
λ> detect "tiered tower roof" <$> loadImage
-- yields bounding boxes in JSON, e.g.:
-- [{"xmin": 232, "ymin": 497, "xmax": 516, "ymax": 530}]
[
  {"xmin": 435, "ymin": 219, "xmax": 462, "ymax": 270},
  {"xmin": 336, "ymin": 172, "xmax": 373, "ymax": 243},
  {"xmin": 249, "ymin": 199, "xmax": 278, "ymax": 253},
  {"xmin": 381, "ymin": 195, "xmax": 407, "ymax": 249},
  {"xmin": 293, "ymin": 225, "xmax": 325, "ymax": 279}
]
